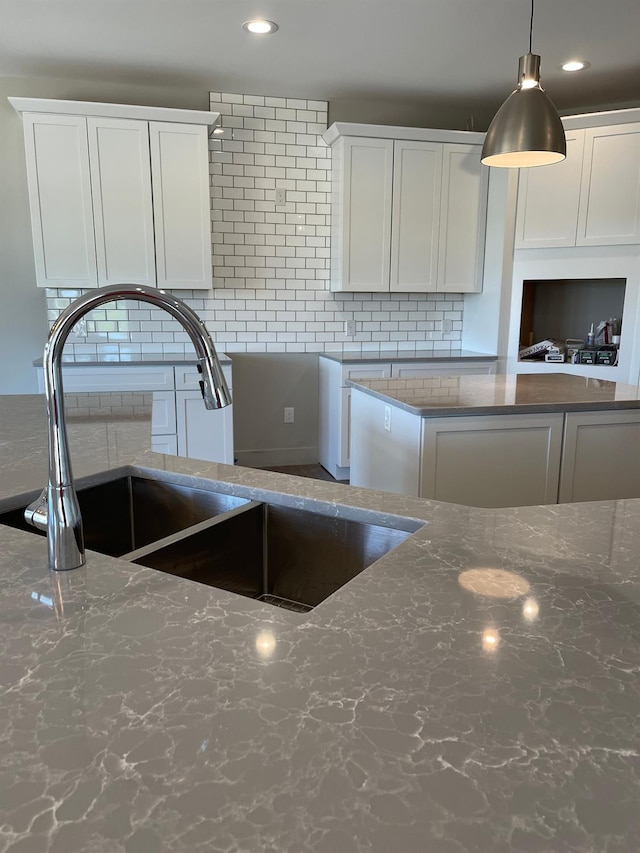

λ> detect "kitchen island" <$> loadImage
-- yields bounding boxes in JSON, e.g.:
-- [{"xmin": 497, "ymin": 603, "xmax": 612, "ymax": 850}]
[
  {"xmin": 1, "ymin": 394, "xmax": 640, "ymax": 852},
  {"xmin": 319, "ymin": 349, "xmax": 497, "ymax": 480},
  {"xmin": 349, "ymin": 372, "xmax": 640, "ymax": 507}
]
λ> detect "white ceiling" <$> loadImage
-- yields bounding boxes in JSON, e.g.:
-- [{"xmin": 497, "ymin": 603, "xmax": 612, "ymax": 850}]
[{"xmin": 2, "ymin": 0, "xmax": 640, "ymax": 128}]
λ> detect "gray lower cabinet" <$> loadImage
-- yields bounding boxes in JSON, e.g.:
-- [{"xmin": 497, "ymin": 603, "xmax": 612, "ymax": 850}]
[
  {"xmin": 420, "ymin": 413, "xmax": 564, "ymax": 507},
  {"xmin": 349, "ymin": 388, "xmax": 640, "ymax": 507},
  {"xmin": 319, "ymin": 355, "xmax": 497, "ymax": 480},
  {"xmin": 559, "ymin": 410, "xmax": 640, "ymax": 502}
]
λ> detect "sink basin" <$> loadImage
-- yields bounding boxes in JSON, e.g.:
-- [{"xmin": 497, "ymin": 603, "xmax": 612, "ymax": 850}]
[
  {"xmin": 0, "ymin": 474, "xmax": 418, "ymax": 611},
  {"xmin": 0, "ymin": 475, "xmax": 250, "ymax": 558},
  {"xmin": 128, "ymin": 501, "xmax": 414, "ymax": 610}
]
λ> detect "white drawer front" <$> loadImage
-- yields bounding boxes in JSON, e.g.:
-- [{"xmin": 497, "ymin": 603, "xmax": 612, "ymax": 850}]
[
  {"xmin": 391, "ymin": 361, "xmax": 497, "ymax": 378},
  {"xmin": 341, "ymin": 362, "xmax": 391, "ymax": 383},
  {"xmin": 37, "ymin": 365, "xmax": 175, "ymax": 393},
  {"xmin": 174, "ymin": 363, "xmax": 233, "ymax": 391}
]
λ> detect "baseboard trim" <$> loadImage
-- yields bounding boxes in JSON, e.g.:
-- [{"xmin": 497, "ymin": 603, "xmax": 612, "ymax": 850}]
[{"xmin": 234, "ymin": 446, "xmax": 318, "ymax": 468}]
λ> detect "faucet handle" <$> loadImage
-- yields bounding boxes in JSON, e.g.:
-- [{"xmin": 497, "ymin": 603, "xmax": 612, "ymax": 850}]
[{"xmin": 24, "ymin": 488, "xmax": 48, "ymax": 532}]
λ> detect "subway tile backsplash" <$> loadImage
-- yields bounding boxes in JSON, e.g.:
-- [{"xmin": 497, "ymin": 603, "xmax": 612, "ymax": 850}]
[{"xmin": 46, "ymin": 92, "xmax": 463, "ymax": 357}]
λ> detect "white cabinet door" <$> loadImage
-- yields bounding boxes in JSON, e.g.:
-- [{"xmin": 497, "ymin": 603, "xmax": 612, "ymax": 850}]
[
  {"xmin": 19, "ymin": 108, "xmax": 214, "ymax": 290},
  {"xmin": 515, "ymin": 130, "xmax": 585, "ymax": 249},
  {"xmin": 420, "ymin": 413, "xmax": 564, "ymax": 507},
  {"xmin": 176, "ymin": 390, "xmax": 234, "ymax": 464},
  {"xmin": 390, "ymin": 140, "xmax": 441, "ymax": 292},
  {"xmin": 87, "ymin": 117, "xmax": 156, "ymax": 286},
  {"xmin": 151, "ymin": 434, "xmax": 178, "ymax": 455},
  {"xmin": 437, "ymin": 143, "xmax": 488, "ymax": 293},
  {"xmin": 577, "ymin": 124, "xmax": 640, "ymax": 246},
  {"xmin": 559, "ymin": 410, "xmax": 640, "ymax": 502},
  {"xmin": 151, "ymin": 390, "xmax": 177, "ymax": 436},
  {"xmin": 22, "ymin": 113, "xmax": 97, "ymax": 288},
  {"xmin": 333, "ymin": 136, "xmax": 394, "ymax": 292},
  {"xmin": 149, "ymin": 122, "xmax": 213, "ymax": 289}
]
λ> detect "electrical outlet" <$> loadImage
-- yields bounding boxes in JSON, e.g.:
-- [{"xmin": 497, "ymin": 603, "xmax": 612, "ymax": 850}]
[
  {"xmin": 443, "ymin": 318, "xmax": 453, "ymax": 334},
  {"xmin": 284, "ymin": 406, "xmax": 294, "ymax": 423},
  {"xmin": 384, "ymin": 405, "xmax": 391, "ymax": 432},
  {"xmin": 275, "ymin": 188, "xmax": 286, "ymax": 206},
  {"xmin": 344, "ymin": 320, "xmax": 356, "ymax": 337}
]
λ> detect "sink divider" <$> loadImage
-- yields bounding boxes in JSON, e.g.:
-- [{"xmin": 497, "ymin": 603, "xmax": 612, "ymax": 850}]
[{"xmin": 122, "ymin": 500, "xmax": 265, "ymax": 565}]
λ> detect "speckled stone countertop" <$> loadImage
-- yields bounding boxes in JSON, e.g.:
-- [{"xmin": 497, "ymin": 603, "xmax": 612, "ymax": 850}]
[
  {"xmin": 348, "ymin": 371, "xmax": 640, "ymax": 416},
  {"xmin": 320, "ymin": 348, "xmax": 497, "ymax": 364},
  {"xmin": 1, "ymin": 394, "xmax": 639, "ymax": 852}
]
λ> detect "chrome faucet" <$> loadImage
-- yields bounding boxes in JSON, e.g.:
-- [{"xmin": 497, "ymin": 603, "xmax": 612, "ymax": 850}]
[{"xmin": 25, "ymin": 284, "xmax": 231, "ymax": 572}]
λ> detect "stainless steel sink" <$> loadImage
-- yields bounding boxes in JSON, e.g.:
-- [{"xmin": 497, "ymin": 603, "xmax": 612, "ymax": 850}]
[
  {"xmin": 0, "ymin": 476, "xmax": 250, "ymax": 558},
  {"xmin": 0, "ymin": 474, "xmax": 417, "ymax": 611},
  {"xmin": 128, "ymin": 501, "xmax": 414, "ymax": 609}
]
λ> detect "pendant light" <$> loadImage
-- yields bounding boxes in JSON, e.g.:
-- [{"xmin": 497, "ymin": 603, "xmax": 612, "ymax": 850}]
[{"xmin": 481, "ymin": 0, "xmax": 566, "ymax": 168}]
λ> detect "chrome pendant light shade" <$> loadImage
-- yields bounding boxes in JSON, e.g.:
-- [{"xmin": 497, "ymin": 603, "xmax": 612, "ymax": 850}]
[{"xmin": 481, "ymin": 4, "xmax": 566, "ymax": 168}]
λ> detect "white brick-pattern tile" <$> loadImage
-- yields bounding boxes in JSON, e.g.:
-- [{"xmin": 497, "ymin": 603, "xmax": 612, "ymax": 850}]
[{"xmin": 46, "ymin": 92, "xmax": 463, "ymax": 356}]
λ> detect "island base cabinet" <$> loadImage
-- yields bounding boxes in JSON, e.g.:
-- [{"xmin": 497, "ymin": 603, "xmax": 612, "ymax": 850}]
[
  {"xmin": 349, "ymin": 390, "xmax": 422, "ymax": 496},
  {"xmin": 420, "ymin": 413, "xmax": 564, "ymax": 507},
  {"xmin": 559, "ymin": 410, "xmax": 640, "ymax": 503}
]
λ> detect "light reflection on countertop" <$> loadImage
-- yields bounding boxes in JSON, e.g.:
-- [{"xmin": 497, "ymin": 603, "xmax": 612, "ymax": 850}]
[{"xmin": 1, "ymin": 394, "xmax": 640, "ymax": 851}]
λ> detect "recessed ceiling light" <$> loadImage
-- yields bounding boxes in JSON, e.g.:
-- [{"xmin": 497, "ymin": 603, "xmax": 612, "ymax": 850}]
[
  {"xmin": 561, "ymin": 59, "xmax": 590, "ymax": 72},
  {"xmin": 243, "ymin": 19, "xmax": 278, "ymax": 34}
]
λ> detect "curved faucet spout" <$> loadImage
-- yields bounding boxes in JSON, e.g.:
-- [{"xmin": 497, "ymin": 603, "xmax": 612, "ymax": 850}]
[{"xmin": 27, "ymin": 284, "xmax": 231, "ymax": 572}]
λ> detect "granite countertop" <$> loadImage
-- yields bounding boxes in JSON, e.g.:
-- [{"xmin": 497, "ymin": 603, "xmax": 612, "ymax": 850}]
[
  {"xmin": 320, "ymin": 348, "xmax": 497, "ymax": 365},
  {"xmin": 348, "ymin": 371, "xmax": 640, "ymax": 417},
  {"xmin": 32, "ymin": 351, "xmax": 233, "ymax": 367},
  {"xmin": 1, "ymin": 394, "xmax": 639, "ymax": 852}
]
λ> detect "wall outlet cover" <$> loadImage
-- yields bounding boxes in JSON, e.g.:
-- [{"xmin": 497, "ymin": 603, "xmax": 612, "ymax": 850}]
[
  {"xmin": 384, "ymin": 405, "xmax": 391, "ymax": 432},
  {"xmin": 284, "ymin": 406, "xmax": 294, "ymax": 423}
]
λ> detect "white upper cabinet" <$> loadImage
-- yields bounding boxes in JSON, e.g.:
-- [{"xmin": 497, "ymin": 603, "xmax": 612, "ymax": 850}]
[
  {"xmin": 438, "ymin": 143, "xmax": 487, "ymax": 292},
  {"xmin": 515, "ymin": 130, "xmax": 585, "ymax": 249},
  {"xmin": 87, "ymin": 117, "xmax": 156, "ymax": 286},
  {"xmin": 149, "ymin": 122, "xmax": 213, "ymax": 289},
  {"xmin": 11, "ymin": 98, "xmax": 219, "ymax": 289},
  {"xmin": 577, "ymin": 124, "xmax": 640, "ymax": 245},
  {"xmin": 333, "ymin": 136, "xmax": 394, "ymax": 292},
  {"xmin": 390, "ymin": 140, "xmax": 441, "ymax": 292},
  {"xmin": 21, "ymin": 113, "xmax": 97, "ymax": 288},
  {"xmin": 515, "ymin": 122, "xmax": 640, "ymax": 249},
  {"xmin": 325, "ymin": 123, "xmax": 488, "ymax": 294}
]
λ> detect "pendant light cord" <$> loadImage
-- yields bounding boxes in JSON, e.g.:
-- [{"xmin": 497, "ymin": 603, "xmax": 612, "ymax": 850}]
[{"xmin": 529, "ymin": 0, "xmax": 534, "ymax": 53}]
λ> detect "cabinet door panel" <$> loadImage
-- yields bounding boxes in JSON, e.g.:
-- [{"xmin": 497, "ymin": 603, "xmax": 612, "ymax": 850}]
[
  {"xmin": 340, "ymin": 137, "xmax": 393, "ymax": 292},
  {"xmin": 150, "ymin": 123, "xmax": 213, "ymax": 289},
  {"xmin": 87, "ymin": 117, "xmax": 156, "ymax": 286},
  {"xmin": 151, "ymin": 435, "xmax": 178, "ymax": 456},
  {"xmin": 438, "ymin": 143, "xmax": 487, "ymax": 292},
  {"xmin": 390, "ymin": 141, "xmax": 441, "ymax": 292},
  {"xmin": 515, "ymin": 130, "xmax": 584, "ymax": 249},
  {"xmin": 176, "ymin": 390, "xmax": 234, "ymax": 464},
  {"xmin": 559, "ymin": 411, "xmax": 640, "ymax": 502},
  {"xmin": 151, "ymin": 390, "xmax": 177, "ymax": 436},
  {"xmin": 577, "ymin": 124, "xmax": 640, "ymax": 245},
  {"xmin": 22, "ymin": 113, "xmax": 97, "ymax": 287},
  {"xmin": 420, "ymin": 413, "xmax": 563, "ymax": 507}
]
